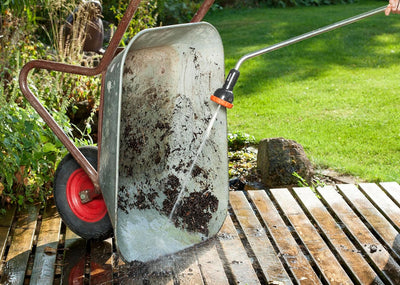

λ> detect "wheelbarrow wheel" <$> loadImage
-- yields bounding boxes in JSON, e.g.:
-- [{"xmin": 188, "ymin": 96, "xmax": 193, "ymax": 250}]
[{"xmin": 54, "ymin": 146, "xmax": 113, "ymax": 240}]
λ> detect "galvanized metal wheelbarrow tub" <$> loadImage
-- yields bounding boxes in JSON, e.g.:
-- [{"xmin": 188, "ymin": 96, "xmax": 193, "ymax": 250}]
[{"xmin": 100, "ymin": 22, "xmax": 227, "ymax": 262}]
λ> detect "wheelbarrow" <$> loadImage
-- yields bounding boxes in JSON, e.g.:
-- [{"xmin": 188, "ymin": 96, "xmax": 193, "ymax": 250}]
[
  {"xmin": 19, "ymin": 0, "xmax": 227, "ymax": 263},
  {"xmin": 19, "ymin": 0, "xmax": 389, "ymax": 263}
]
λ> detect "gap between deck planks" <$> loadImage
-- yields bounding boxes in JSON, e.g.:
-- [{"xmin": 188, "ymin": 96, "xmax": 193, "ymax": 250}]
[{"xmin": 0, "ymin": 183, "xmax": 400, "ymax": 284}]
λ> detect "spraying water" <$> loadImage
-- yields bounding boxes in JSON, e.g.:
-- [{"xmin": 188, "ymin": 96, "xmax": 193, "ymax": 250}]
[{"xmin": 169, "ymin": 104, "xmax": 222, "ymax": 220}]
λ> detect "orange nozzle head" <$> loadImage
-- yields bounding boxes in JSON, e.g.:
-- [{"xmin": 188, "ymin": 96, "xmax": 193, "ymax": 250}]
[{"xmin": 210, "ymin": 95, "xmax": 233, "ymax": 109}]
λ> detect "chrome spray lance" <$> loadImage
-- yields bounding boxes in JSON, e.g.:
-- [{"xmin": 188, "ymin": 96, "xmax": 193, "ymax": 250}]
[{"xmin": 210, "ymin": 5, "xmax": 387, "ymax": 108}]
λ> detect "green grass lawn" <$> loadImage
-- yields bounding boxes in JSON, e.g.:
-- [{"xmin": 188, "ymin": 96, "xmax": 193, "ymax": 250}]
[{"xmin": 204, "ymin": 0, "xmax": 400, "ymax": 182}]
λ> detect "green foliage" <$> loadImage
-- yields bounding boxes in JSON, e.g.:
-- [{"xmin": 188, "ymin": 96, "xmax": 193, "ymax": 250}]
[
  {"xmin": 157, "ymin": 0, "xmax": 202, "ymax": 24},
  {"xmin": 227, "ymin": 132, "xmax": 258, "ymax": 180},
  {"xmin": 109, "ymin": 0, "xmax": 158, "ymax": 45},
  {"xmin": 1, "ymin": 0, "xmax": 38, "ymax": 20},
  {"xmin": 293, "ymin": 171, "xmax": 324, "ymax": 188},
  {"xmin": 228, "ymin": 148, "xmax": 258, "ymax": 179},
  {"xmin": 228, "ymin": 131, "xmax": 255, "ymax": 151},
  {"xmin": 0, "ymin": 103, "xmax": 67, "ymax": 206},
  {"xmin": 0, "ymin": 6, "xmax": 96, "ymax": 208},
  {"xmin": 292, "ymin": 171, "xmax": 325, "ymax": 198}
]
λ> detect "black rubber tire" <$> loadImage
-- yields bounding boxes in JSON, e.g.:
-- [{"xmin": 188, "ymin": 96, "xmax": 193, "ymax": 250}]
[{"xmin": 54, "ymin": 146, "xmax": 113, "ymax": 240}]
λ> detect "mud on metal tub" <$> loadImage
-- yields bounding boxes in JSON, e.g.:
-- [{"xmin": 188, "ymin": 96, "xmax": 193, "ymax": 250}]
[{"xmin": 100, "ymin": 22, "xmax": 228, "ymax": 263}]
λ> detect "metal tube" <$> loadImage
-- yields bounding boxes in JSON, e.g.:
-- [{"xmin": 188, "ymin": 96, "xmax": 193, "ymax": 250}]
[
  {"xmin": 191, "ymin": 0, "xmax": 215, "ymax": 22},
  {"xmin": 234, "ymin": 5, "xmax": 387, "ymax": 70}
]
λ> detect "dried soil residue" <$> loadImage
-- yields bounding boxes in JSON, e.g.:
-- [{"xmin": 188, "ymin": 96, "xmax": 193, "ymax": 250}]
[{"xmin": 174, "ymin": 190, "xmax": 218, "ymax": 236}]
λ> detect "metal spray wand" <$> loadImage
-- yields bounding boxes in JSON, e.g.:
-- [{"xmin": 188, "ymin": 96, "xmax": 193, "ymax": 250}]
[{"xmin": 210, "ymin": 6, "xmax": 388, "ymax": 108}]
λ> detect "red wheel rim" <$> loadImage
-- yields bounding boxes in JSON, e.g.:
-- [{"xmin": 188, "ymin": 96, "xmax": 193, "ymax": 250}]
[{"xmin": 66, "ymin": 168, "xmax": 107, "ymax": 223}]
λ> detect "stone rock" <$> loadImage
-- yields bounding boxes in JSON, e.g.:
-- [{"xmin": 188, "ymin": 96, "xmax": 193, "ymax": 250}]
[{"xmin": 257, "ymin": 138, "xmax": 313, "ymax": 187}]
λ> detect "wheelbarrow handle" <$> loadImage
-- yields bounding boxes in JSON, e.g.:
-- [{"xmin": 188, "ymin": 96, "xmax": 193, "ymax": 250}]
[
  {"xmin": 18, "ymin": 0, "xmax": 214, "ymax": 193},
  {"xmin": 18, "ymin": 0, "xmax": 144, "ymax": 192},
  {"xmin": 191, "ymin": 0, "xmax": 215, "ymax": 23},
  {"xmin": 19, "ymin": 60, "xmax": 101, "ymax": 191}
]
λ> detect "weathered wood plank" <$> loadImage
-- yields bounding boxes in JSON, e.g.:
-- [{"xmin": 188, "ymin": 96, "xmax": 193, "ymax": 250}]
[
  {"xmin": 30, "ymin": 203, "xmax": 61, "ymax": 285},
  {"xmin": 61, "ymin": 228, "xmax": 87, "ymax": 285},
  {"xmin": 359, "ymin": 183, "xmax": 400, "ymax": 231},
  {"xmin": 319, "ymin": 185, "xmax": 400, "ymax": 284},
  {"xmin": 230, "ymin": 191, "xmax": 291, "ymax": 284},
  {"xmin": 270, "ymin": 188, "xmax": 352, "ymax": 284},
  {"xmin": 217, "ymin": 214, "xmax": 260, "ymax": 284},
  {"xmin": 338, "ymin": 184, "xmax": 400, "ymax": 259},
  {"xmin": 248, "ymin": 190, "xmax": 322, "ymax": 284},
  {"xmin": 293, "ymin": 187, "xmax": 383, "ymax": 284},
  {"xmin": 196, "ymin": 239, "xmax": 229, "ymax": 285},
  {"xmin": 380, "ymin": 182, "xmax": 400, "ymax": 206},
  {"xmin": 173, "ymin": 248, "xmax": 204, "ymax": 285},
  {"xmin": 116, "ymin": 254, "xmax": 174, "ymax": 285},
  {"xmin": 0, "ymin": 205, "xmax": 16, "ymax": 261},
  {"xmin": 1, "ymin": 204, "xmax": 40, "ymax": 285},
  {"xmin": 89, "ymin": 239, "xmax": 113, "ymax": 284}
]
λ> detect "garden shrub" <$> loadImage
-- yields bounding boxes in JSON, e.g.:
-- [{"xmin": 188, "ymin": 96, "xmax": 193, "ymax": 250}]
[
  {"xmin": 0, "ymin": 7, "xmax": 96, "ymax": 208},
  {"xmin": 228, "ymin": 131, "xmax": 256, "ymax": 151},
  {"xmin": 108, "ymin": 0, "xmax": 158, "ymax": 45},
  {"xmin": 0, "ymin": 0, "xmax": 161, "ymax": 209},
  {"xmin": 157, "ymin": 0, "xmax": 203, "ymax": 24}
]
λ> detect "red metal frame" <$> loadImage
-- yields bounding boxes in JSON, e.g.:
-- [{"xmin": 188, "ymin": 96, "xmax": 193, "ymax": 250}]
[{"xmin": 19, "ymin": 0, "xmax": 215, "ymax": 198}]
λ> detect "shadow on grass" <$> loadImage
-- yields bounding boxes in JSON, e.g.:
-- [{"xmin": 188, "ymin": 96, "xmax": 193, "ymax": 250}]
[{"xmin": 206, "ymin": 2, "xmax": 400, "ymax": 97}]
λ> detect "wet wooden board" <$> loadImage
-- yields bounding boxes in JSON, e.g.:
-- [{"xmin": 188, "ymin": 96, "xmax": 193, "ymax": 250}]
[
  {"xmin": 293, "ymin": 187, "xmax": 384, "ymax": 284},
  {"xmin": 217, "ymin": 214, "xmax": 260, "ymax": 284},
  {"xmin": 380, "ymin": 182, "xmax": 400, "ymax": 206},
  {"xmin": 195, "ymin": 240, "xmax": 229, "ymax": 285},
  {"xmin": 318, "ymin": 185, "xmax": 400, "ymax": 284},
  {"xmin": 30, "ymin": 203, "xmax": 61, "ymax": 285},
  {"xmin": 248, "ymin": 190, "xmax": 322, "ymax": 284},
  {"xmin": 0, "ymin": 204, "xmax": 39, "ymax": 285},
  {"xmin": 0, "ymin": 205, "xmax": 16, "ymax": 261},
  {"xmin": 61, "ymin": 228, "xmax": 88, "ymax": 285},
  {"xmin": 1, "ymin": 183, "xmax": 400, "ymax": 284},
  {"xmin": 271, "ymin": 188, "xmax": 353, "ymax": 284},
  {"xmin": 173, "ymin": 249, "xmax": 204, "ymax": 285},
  {"xmin": 229, "ymin": 191, "xmax": 291, "ymax": 283},
  {"xmin": 89, "ymin": 239, "xmax": 113, "ymax": 284},
  {"xmin": 337, "ymin": 184, "xmax": 400, "ymax": 260},
  {"xmin": 359, "ymin": 183, "xmax": 400, "ymax": 231}
]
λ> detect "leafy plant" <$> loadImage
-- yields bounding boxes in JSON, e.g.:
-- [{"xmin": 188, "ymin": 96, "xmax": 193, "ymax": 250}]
[
  {"xmin": 0, "ymin": 103, "xmax": 68, "ymax": 206},
  {"xmin": 0, "ymin": 5, "xmax": 97, "ymax": 209},
  {"xmin": 228, "ymin": 131, "xmax": 255, "ymax": 151},
  {"xmin": 157, "ymin": 0, "xmax": 202, "ymax": 24},
  {"xmin": 293, "ymin": 171, "xmax": 325, "ymax": 198},
  {"xmin": 109, "ymin": 0, "xmax": 158, "ymax": 45},
  {"xmin": 228, "ymin": 147, "xmax": 258, "ymax": 179}
]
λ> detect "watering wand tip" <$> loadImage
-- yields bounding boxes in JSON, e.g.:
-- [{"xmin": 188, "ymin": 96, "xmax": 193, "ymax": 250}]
[
  {"xmin": 210, "ymin": 69, "xmax": 240, "ymax": 109},
  {"xmin": 210, "ymin": 94, "xmax": 233, "ymax": 109}
]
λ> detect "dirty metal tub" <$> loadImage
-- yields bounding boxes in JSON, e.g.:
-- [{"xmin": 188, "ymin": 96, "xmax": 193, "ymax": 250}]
[{"xmin": 99, "ymin": 22, "xmax": 228, "ymax": 263}]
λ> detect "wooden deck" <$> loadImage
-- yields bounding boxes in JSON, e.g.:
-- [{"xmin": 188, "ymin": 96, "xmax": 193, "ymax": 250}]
[{"xmin": 1, "ymin": 183, "xmax": 400, "ymax": 284}]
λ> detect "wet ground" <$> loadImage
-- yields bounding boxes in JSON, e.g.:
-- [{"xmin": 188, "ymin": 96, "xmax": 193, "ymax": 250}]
[{"xmin": 0, "ymin": 182, "xmax": 399, "ymax": 284}]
